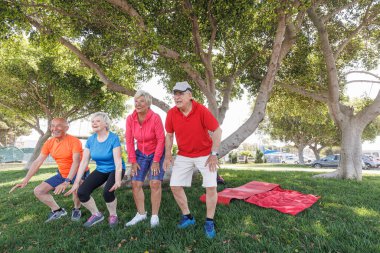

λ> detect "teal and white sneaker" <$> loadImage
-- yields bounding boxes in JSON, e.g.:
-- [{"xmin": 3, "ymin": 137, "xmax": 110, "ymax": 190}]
[
  {"xmin": 45, "ymin": 208, "xmax": 67, "ymax": 223},
  {"xmin": 71, "ymin": 208, "xmax": 81, "ymax": 221},
  {"xmin": 83, "ymin": 213, "xmax": 104, "ymax": 228}
]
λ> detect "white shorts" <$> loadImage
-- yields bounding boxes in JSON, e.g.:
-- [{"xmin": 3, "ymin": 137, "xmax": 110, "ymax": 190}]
[{"xmin": 170, "ymin": 155, "xmax": 217, "ymax": 188}]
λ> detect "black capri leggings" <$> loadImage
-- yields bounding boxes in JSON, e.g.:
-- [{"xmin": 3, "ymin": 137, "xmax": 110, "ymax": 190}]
[{"xmin": 78, "ymin": 169, "xmax": 125, "ymax": 203}]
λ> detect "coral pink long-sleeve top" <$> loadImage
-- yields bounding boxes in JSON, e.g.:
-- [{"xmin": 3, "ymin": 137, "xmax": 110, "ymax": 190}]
[{"xmin": 125, "ymin": 109, "xmax": 165, "ymax": 163}]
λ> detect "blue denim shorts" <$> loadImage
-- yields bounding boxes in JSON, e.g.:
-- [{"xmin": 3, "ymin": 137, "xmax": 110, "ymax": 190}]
[
  {"xmin": 45, "ymin": 170, "xmax": 90, "ymax": 188},
  {"xmin": 132, "ymin": 149, "xmax": 165, "ymax": 182}
]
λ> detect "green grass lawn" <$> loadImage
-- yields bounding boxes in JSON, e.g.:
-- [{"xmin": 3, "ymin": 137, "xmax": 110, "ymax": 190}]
[{"xmin": 1, "ymin": 166, "xmax": 379, "ymax": 253}]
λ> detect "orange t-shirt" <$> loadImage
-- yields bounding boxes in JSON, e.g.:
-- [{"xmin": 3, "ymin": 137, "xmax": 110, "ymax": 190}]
[{"xmin": 41, "ymin": 134, "xmax": 85, "ymax": 178}]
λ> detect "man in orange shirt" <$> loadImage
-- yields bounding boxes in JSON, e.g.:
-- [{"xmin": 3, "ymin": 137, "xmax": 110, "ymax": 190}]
[{"xmin": 11, "ymin": 118, "xmax": 89, "ymax": 222}]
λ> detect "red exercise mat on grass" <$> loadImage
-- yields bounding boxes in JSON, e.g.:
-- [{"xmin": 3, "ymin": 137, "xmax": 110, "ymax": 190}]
[
  {"xmin": 199, "ymin": 181, "xmax": 279, "ymax": 205},
  {"xmin": 244, "ymin": 186, "xmax": 320, "ymax": 216}
]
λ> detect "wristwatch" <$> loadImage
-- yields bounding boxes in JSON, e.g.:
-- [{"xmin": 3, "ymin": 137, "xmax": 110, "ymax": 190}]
[
  {"xmin": 211, "ymin": 151, "xmax": 219, "ymax": 157},
  {"xmin": 64, "ymin": 178, "xmax": 71, "ymax": 183}
]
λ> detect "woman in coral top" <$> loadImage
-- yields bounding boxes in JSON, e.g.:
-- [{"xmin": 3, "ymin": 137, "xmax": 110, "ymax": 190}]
[{"xmin": 125, "ymin": 90, "xmax": 165, "ymax": 228}]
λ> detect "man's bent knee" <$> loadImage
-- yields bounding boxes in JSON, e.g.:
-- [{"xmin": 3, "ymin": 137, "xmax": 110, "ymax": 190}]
[{"xmin": 33, "ymin": 184, "xmax": 50, "ymax": 197}]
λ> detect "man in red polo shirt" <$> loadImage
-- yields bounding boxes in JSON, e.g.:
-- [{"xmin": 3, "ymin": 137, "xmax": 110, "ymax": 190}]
[
  {"xmin": 164, "ymin": 81, "xmax": 222, "ymax": 239},
  {"xmin": 10, "ymin": 118, "xmax": 89, "ymax": 223}
]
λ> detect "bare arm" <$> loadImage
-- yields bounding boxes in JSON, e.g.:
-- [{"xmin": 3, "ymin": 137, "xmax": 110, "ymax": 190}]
[
  {"xmin": 23, "ymin": 153, "xmax": 48, "ymax": 183},
  {"xmin": 74, "ymin": 148, "xmax": 91, "ymax": 184},
  {"xmin": 66, "ymin": 153, "xmax": 81, "ymax": 181},
  {"xmin": 109, "ymin": 146, "xmax": 123, "ymax": 192},
  {"xmin": 206, "ymin": 127, "xmax": 222, "ymax": 172},
  {"xmin": 54, "ymin": 152, "xmax": 81, "ymax": 195},
  {"xmin": 210, "ymin": 127, "xmax": 222, "ymax": 153},
  {"xmin": 9, "ymin": 153, "xmax": 48, "ymax": 193},
  {"xmin": 163, "ymin": 133, "xmax": 174, "ymax": 171},
  {"xmin": 64, "ymin": 148, "xmax": 90, "ymax": 196}
]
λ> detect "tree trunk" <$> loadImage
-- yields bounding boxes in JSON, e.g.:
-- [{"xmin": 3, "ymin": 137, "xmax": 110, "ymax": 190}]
[
  {"xmin": 310, "ymin": 146, "xmax": 320, "ymax": 160},
  {"xmin": 314, "ymin": 121, "xmax": 363, "ymax": 180},
  {"xmin": 24, "ymin": 130, "xmax": 51, "ymax": 170},
  {"xmin": 296, "ymin": 145, "xmax": 305, "ymax": 164},
  {"xmin": 339, "ymin": 123, "xmax": 363, "ymax": 180}
]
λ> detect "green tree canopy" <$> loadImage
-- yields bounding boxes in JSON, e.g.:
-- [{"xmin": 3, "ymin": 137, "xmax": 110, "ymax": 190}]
[{"xmin": 0, "ymin": 36, "xmax": 127, "ymax": 168}]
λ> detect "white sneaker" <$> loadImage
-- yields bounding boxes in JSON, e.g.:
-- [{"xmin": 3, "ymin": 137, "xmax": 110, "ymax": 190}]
[
  {"xmin": 125, "ymin": 212, "xmax": 147, "ymax": 227},
  {"xmin": 150, "ymin": 215, "xmax": 159, "ymax": 228}
]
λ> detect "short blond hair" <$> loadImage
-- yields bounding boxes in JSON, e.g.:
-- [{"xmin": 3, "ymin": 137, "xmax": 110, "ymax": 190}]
[
  {"xmin": 134, "ymin": 90, "xmax": 152, "ymax": 107},
  {"xmin": 91, "ymin": 112, "xmax": 111, "ymax": 130}
]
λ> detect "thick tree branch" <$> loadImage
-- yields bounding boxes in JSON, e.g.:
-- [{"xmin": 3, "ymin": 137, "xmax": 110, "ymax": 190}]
[
  {"xmin": 27, "ymin": 81, "xmax": 52, "ymax": 118},
  {"xmin": 279, "ymin": 3, "xmax": 306, "ymax": 62},
  {"xmin": 105, "ymin": 0, "xmax": 214, "ymax": 112},
  {"xmin": 345, "ymin": 71, "xmax": 380, "ymax": 80},
  {"xmin": 308, "ymin": 7, "xmax": 343, "ymax": 124},
  {"xmin": 279, "ymin": 82, "xmax": 329, "ymax": 103},
  {"xmin": 63, "ymin": 106, "xmax": 80, "ymax": 119},
  {"xmin": 19, "ymin": 118, "xmax": 44, "ymax": 135},
  {"xmin": 105, "ymin": 0, "xmax": 146, "ymax": 31},
  {"xmin": 219, "ymin": 10, "xmax": 287, "ymax": 157},
  {"xmin": 25, "ymin": 16, "xmax": 171, "ymax": 112},
  {"xmin": 183, "ymin": 0, "xmax": 216, "ymax": 96},
  {"xmin": 218, "ymin": 77, "xmax": 234, "ymax": 124},
  {"xmin": 346, "ymin": 69, "xmax": 380, "ymax": 126},
  {"xmin": 207, "ymin": 0, "xmax": 217, "ymax": 56},
  {"xmin": 356, "ymin": 91, "xmax": 380, "ymax": 127},
  {"xmin": 58, "ymin": 37, "xmax": 133, "ymax": 95},
  {"xmin": 157, "ymin": 45, "xmax": 207, "ymax": 92},
  {"xmin": 217, "ymin": 52, "xmax": 261, "ymax": 123},
  {"xmin": 346, "ymin": 80, "xmax": 380, "ymax": 85}
]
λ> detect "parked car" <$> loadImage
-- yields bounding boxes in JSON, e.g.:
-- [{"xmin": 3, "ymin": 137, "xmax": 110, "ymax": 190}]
[
  {"xmin": 311, "ymin": 154, "xmax": 372, "ymax": 169},
  {"xmin": 362, "ymin": 155, "xmax": 378, "ymax": 169},
  {"xmin": 370, "ymin": 156, "xmax": 380, "ymax": 167},
  {"xmin": 281, "ymin": 155, "xmax": 299, "ymax": 164},
  {"xmin": 311, "ymin": 154, "xmax": 340, "ymax": 168},
  {"xmin": 281, "ymin": 155, "xmax": 313, "ymax": 164}
]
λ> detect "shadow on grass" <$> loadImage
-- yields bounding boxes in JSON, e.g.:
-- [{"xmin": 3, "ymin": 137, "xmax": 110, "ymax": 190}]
[{"xmin": 0, "ymin": 168, "xmax": 379, "ymax": 252}]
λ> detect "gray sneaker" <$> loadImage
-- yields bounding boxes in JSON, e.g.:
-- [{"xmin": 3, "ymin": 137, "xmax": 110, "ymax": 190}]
[
  {"xmin": 71, "ymin": 208, "xmax": 81, "ymax": 221},
  {"xmin": 45, "ymin": 208, "xmax": 67, "ymax": 223},
  {"xmin": 83, "ymin": 213, "xmax": 104, "ymax": 228}
]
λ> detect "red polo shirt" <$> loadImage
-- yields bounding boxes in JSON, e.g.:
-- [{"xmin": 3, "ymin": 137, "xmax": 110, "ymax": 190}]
[{"xmin": 165, "ymin": 100, "xmax": 219, "ymax": 157}]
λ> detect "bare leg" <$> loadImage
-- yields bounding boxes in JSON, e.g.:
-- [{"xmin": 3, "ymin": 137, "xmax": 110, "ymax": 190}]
[
  {"xmin": 150, "ymin": 180, "xmax": 162, "ymax": 215},
  {"xmin": 132, "ymin": 181, "xmax": 146, "ymax": 214},
  {"xmin": 106, "ymin": 198, "xmax": 117, "ymax": 216},
  {"xmin": 73, "ymin": 179, "xmax": 85, "ymax": 209},
  {"xmin": 34, "ymin": 182, "xmax": 59, "ymax": 211},
  {"xmin": 72, "ymin": 192, "xmax": 81, "ymax": 209},
  {"xmin": 81, "ymin": 196, "xmax": 100, "ymax": 215},
  {"xmin": 205, "ymin": 187, "xmax": 217, "ymax": 219},
  {"xmin": 171, "ymin": 186, "xmax": 190, "ymax": 214}
]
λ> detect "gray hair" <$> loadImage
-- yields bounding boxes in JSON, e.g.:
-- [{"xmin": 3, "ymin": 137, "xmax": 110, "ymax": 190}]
[
  {"xmin": 91, "ymin": 112, "xmax": 111, "ymax": 130},
  {"xmin": 134, "ymin": 90, "xmax": 152, "ymax": 107}
]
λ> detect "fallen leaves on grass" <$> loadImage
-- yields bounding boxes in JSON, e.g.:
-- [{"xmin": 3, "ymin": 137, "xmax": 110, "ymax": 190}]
[
  {"xmin": 117, "ymin": 239, "xmax": 127, "ymax": 249},
  {"xmin": 242, "ymin": 232, "xmax": 262, "ymax": 241}
]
